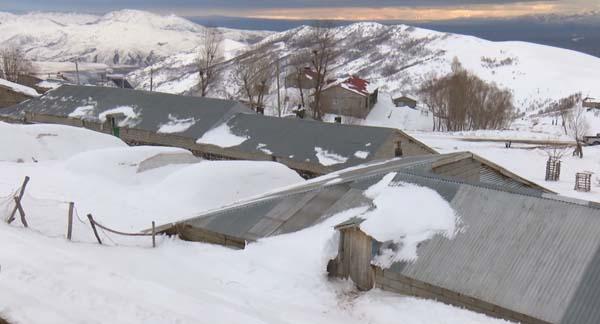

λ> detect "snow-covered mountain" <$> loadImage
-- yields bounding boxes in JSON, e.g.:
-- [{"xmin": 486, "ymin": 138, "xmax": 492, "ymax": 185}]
[
  {"xmin": 0, "ymin": 10, "xmax": 271, "ymax": 66},
  {"xmin": 128, "ymin": 22, "xmax": 600, "ymax": 113}
]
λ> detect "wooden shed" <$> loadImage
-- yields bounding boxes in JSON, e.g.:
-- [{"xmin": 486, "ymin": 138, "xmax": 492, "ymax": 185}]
[
  {"xmin": 392, "ymin": 95, "xmax": 417, "ymax": 109},
  {"xmin": 327, "ymin": 217, "xmax": 375, "ymax": 291}
]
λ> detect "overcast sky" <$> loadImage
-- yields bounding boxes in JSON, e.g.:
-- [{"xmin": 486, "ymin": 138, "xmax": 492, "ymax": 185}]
[{"xmin": 3, "ymin": 0, "xmax": 599, "ymax": 20}]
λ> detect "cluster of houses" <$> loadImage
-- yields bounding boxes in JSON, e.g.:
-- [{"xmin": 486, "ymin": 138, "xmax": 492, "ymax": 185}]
[{"xmin": 3, "ymin": 81, "xmax": 600, "ymax": 323}]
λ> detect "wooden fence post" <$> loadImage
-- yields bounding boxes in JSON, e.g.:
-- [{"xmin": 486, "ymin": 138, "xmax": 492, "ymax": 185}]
[
  {"xmin": 87, "ymin": 214, "xmax": 102, "ymax": 245},
  {"xmin": 152, "ymin": 221, "xmax": 156, "ymax": 248},
  {"xmin": 67, "ymin": 202, "xmax": 74, "ymax": 240},
  {"xmin": 7, "ymin": 176, "xmax": 30, "ymax": 224}
]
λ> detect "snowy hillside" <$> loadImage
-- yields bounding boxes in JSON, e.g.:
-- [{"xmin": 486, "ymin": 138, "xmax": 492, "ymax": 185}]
[
  {"xmin": 0, "ymin": 10, "xmax": 271, "ymax": 66},
  {"xmin": 129, "ymin": 22, "xmax": 600, "ymax": 113}
]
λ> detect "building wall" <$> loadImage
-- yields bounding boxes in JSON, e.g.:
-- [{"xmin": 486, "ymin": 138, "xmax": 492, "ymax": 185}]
[
  {"xmin": 372, "ymin": 130, "xmax": 436, "ymax": 160},
  {"xmin": 432, "ymin": 158, "xmax": 481, "ymax": 182},
  {"xmin": 373, "ymin": 268, "xmax": 549, "ymax": 324},
  {"xmin": 0, "ymin": 88, "xmax": 31, "ymax": 109},
  {"xmin": 330, "ymin": 227, "xmax": 375, "ymax": 291},
  {"xmin": 321, "ymin": 86, "xmax": 369, "ymax": 119},
  {"xmin": 330, "ymin": 227, "xmax": 549, "ymax": 324}
]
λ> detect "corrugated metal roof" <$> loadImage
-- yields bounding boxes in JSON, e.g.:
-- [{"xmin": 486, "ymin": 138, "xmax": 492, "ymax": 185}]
[
  {"xmin": 225, "ymin": 113, "xmax": 398, "ymax": 170},
  {"xmin": 167, "ymin": 156, "xmax": 600, "ymax": 323},
  {"xmin": 389, "ymin": 176, "xmax": 600, "ymax": 323},
  {"xmin": 2, "ymin": 85, "xmax": 255, "ymax": 138}
]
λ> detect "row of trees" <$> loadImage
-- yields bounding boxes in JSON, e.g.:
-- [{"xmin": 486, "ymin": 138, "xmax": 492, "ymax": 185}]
[
  {"xmin": 419, "ymin": 58, "xmax": 516, "ymax": 132},
  {"xmin": 196, "ymin": 24, "xmax": 338, "ymax": 119},
  {"xmin": 0, "ymin": 46, "xmax": 35, "ymax": 83}
]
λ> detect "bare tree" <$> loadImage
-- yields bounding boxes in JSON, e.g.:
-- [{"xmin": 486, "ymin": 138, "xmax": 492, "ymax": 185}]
[
  {"xmin": 309, "ymin": 23, "xmax": 338, "ymax": 120},
  {"xmin": 289, "ymin": 51, "xmax": 310, "ymax": 108},
  {"xmin": 543, "ymin": 145, "xmax": 568, "ymax": 161},
  {"xmin": 0, "ymin": 46, "xmax": 35, "ymax": 83},
  {"xmin": 418, "ymin": 57, "xmax": 515, "ymax": 132},
  {"xmin": 567, "ymin": 100, "xmax": 589, "ymax": 158},
  {"xmin": 197, "ymin": 28, "xmax": 222, "ymax": 97},
  {"xmin": 549, "ymin": 93, "xmax": 582, "ymax": 135},
  {"xmin": 233, "ymin": 49, "xmax": 273, "ymax": 111}
]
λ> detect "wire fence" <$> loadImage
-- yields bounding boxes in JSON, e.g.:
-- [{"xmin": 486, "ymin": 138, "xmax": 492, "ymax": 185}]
[{"xmin": 2, "ymin": 176, "xmax": 158, "ymax": 248}]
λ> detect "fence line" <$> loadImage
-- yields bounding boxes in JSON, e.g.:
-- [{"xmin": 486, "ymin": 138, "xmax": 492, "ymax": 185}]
[{"xmin": 3, "ymin": 176, "xmax": 157, "ymax": 248}]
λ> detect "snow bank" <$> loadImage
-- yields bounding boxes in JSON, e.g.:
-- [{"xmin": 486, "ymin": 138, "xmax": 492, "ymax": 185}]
[
  {"xmin": 148, "ymin": 161, "xmax": 303, "ymax": 216},
  {"xmin": 63, "ymin": 146, "xmax": 197, "ymax": 184},
  {"xmin": 0, "ymin": 122, "xmax": 126, "ymax": 162},
  {"xmin": 315, "ymin": 147, "xmax": 348, "ymax": 166},
  {"xmin": 0, "ymin": 202, "xmax": 506, "ymax": 324},
  {"xmin": 157, "ymin": 114, "xmax": 196, "ymax": 134},
  {"xmin": 98, "ymin": 106, "xmax": 141, "ymax": 127},
  {"xmin": 196, "ymin": 122, "xmax": 248, "ymax": 147},
  {"xmin": 354, "ymin": 151, "xmax": 370, "ymax": 159},
  {"xmin": 0, "ymin": 77, "xmax": 39, "ymax": 97},
  {"xmin": 68, "ymin": 105, "xmax": 95, "ymax": 118},
  {"xmin": 360, "ymin": 173, "xmax": 459, "ymax": 267}
]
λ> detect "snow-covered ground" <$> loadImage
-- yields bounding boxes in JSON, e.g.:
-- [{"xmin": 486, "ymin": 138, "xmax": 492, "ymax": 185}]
[
  {"xmin": 0, "ymin": 121, "xmax": 510, "ymax": 323},
  {"xmin": 0, "ymin": 122, "xmax": 304, "ymax": 233}
]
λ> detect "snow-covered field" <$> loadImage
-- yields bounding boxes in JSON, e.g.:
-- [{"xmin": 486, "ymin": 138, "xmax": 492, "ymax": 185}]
[{"xmin": 0, "ymin": 121, "xmax": 511, "ymax": 324}]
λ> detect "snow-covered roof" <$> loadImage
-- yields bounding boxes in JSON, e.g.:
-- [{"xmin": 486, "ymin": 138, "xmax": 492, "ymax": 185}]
[
  {"xmin": 323, "ymin": 76, "xmax": 377, "ymax": 97},
  {"xmin": 220, "ymin": 113, "xmax": 405, "ymax": 170},
  {"xmin": 3, "ymin": 85, "xmax": 255, "ymax": 138},
  {"xmin": 165, "ymin": 154, "xmax": 600, "ymax": 324},
  {"xmin": 0, "ymin": 78, "xmax": 40, "ymax": 97}
]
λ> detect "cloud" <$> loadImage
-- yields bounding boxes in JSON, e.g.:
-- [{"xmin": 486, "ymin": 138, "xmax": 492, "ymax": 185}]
[{"xmin": 4, "ymin": 0, "xmax": 597, "ymax": 21}]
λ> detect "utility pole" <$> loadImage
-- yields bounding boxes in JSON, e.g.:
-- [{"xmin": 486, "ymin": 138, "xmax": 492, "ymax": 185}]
[
  {"xmin": 150, "ymin": 68, "xmax": 154, "ymax": 92},
  {"xmin": 276, "ymin": 58, "xmax": 281, "ymax": 117},
  {"xmin": 75, "ymin": 60, "xmax": 80, "ymax": 85}
]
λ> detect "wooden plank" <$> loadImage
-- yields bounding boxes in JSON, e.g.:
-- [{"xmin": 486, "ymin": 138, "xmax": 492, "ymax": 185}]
[
  {"xmin": 87, "ymin": 214, "xmax": 103, "ymax": 245},
  {"xmin": 67, "ymin": 202, "xmax": 74, "ymax": 240}
]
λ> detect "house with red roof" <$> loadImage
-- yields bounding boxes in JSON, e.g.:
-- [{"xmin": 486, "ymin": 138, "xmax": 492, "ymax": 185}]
[{"xmin": 320, "ymin": 76, "xmax": 379, "ymax": 119}]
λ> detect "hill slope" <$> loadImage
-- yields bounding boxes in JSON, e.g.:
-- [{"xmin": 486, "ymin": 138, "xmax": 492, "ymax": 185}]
[
  {"xmin": 128, "ymin": 22, "xmax": 600, "ymax": 113},
  {"xmin": 0, "ymin": 10, "xmax": 271, "ymax": 66}
]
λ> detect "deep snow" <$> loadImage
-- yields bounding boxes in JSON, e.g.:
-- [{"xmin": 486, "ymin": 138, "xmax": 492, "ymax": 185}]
[{"xmin": 0, "ymin": 121, "xmax": 510, "ymax": 324}]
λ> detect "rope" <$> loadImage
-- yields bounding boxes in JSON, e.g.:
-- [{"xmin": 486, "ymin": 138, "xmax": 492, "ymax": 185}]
[{"xmin": 90, "ymin": 218, "xmax": 152, "ymax": 237}]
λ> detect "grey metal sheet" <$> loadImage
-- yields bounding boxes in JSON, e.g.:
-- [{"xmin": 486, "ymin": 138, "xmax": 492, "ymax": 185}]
[
  {"xmin": 3, "ymin": 85, "xmax": 255, "ymax": 138},
  {"xmin": 395, "ymin": 184, "xmax": 600, "ymax": 323},
  {"xmin": 273, "ymin": 185, "xmax": 351, "ymax": 235},
  {"xmin": 225, "ymin": 113, "xmax": 396, "ymax": 170}
]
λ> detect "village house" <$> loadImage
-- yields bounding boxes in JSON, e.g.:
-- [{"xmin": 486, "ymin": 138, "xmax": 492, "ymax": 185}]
[
  {"xmin": 285, "ymin": 67, "xmax": 318, "ymax": 89},
  {"xmin": 392, "ymin": 95, "xmax": 417, "ymax": 109},
  {"xmin": 320, "ymin": 76, "xmax": 379, "ymax": 119},
  {"xmin": 583, "ymin": 97, "xmax": 600, "ymax": 109},
  {"xmin": 0, "ymin": 78, "xmax": 39, "ymax": 109}
]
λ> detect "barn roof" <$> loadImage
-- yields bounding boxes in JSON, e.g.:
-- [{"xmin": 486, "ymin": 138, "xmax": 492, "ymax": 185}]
[
  {"xmin": 221, "ymin": 113, "xmax": 405, "ymax": 170},
  {"xmin": 323, "ymin": 76, "xmax": 376, "ymax": 97},
  {"xmin": 157, "ymin": 153, "xmax": 597, "ymax": 323},
  {"xmin": 2, "ymin": 85, "xmax": 255, "ymax": 138}
]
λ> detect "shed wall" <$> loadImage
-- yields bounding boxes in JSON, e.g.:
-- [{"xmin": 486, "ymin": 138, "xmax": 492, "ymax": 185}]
[{"xmin": 321, "ymin": 86, "xmax": 369, "ymax": 119}]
